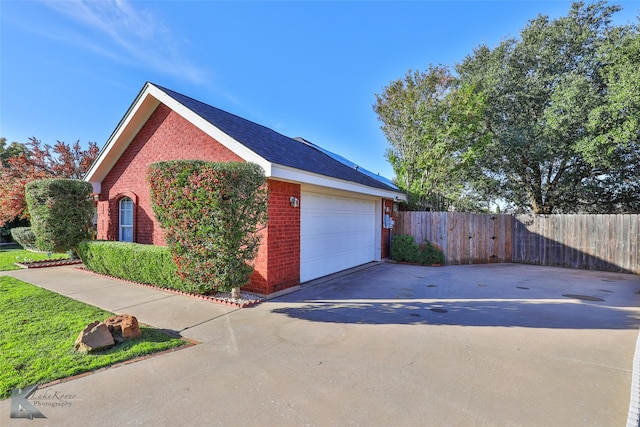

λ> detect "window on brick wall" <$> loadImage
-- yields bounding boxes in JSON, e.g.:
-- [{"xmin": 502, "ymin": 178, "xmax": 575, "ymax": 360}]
[{"xmin": 119, "ymin": 197, "xmax": 134, "ymax": 242}]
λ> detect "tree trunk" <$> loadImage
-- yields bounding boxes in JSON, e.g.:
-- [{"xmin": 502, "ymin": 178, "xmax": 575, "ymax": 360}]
[
  {"xmin": 231, "ymin": 287, "xmax": 241, "ymax": 300},
  {"xmin": 531, "ymin": 201, "xmax": 553, "ymax": 214}
]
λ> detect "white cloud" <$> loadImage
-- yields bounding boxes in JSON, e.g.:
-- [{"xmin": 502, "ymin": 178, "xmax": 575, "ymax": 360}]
[{"xmin": 42, "ymin": 0, "xmax": 206, "ymax": 83}]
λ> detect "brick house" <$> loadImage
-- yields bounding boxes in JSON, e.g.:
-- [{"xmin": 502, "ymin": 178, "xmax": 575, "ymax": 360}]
[{"xmin": 84, "ymin": 82, "xmax": 405, "ymax": 298}]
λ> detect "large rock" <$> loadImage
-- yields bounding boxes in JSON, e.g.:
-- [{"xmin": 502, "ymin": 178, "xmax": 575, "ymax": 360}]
[
  {"xmin": 104, "ymin": 314, "xmax": 142, "ymax": 343},
  {"xmin": 75, "ymin": 321, "xmax": 115, "ymax": 353}
]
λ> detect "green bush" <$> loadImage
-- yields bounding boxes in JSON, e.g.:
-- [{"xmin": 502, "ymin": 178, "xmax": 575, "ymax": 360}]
[
  {"xmin": 0, "ymin": 227, "xmax": 8, "ymax": 243},
  {"xmin": 390, "ymin": 235, "xmax": 419, "ymax": 262},
  {"xmin": 77, "ymin": 241, "xmax": 196, "ymax": 292},
  {"xmin": 391, "ymin": 235, "xmax": 445, "ymax": 265},
  {"xmin": 10, "ymin": 227, "xmax": 37, "ymax": 251},
  {"xmin": 1, "ymin": 217, "xmax": 29, "ymax": 243},
  {"xmin": 418, "ymin": 240, "xmax": 446, "ymax": 265},
  {"xmin": 148, "ymin": 161, "xmax": 268, "ymax": 295},
  {"xmin": 25, "ymin": 179, "xmax": 94, "ymax": 254}
]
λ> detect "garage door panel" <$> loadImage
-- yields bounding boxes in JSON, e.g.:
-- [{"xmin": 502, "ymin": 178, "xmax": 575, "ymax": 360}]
[{"xmin": 301, "ymin": 191, "xmax": 376, "ymax": 282}]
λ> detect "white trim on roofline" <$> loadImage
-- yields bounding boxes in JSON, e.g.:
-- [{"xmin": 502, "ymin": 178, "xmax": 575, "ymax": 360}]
[
  {"xmin": 85, "ymin": 83, "xmax": 271, "ymax": 185},
  {"xmin": 146, "ymin": 84, "xmax": 272, "ymax": 175},
  {"xmin": 84, "ymin": 85, "xmax": 160, "ymax": 184},
  {"xmin": 272, "ymin": 164, "xmax": 406, "ymax": 200},
  {"xmin": 84, "ymin": 82, "xmax": 406, "ymax": 201}
]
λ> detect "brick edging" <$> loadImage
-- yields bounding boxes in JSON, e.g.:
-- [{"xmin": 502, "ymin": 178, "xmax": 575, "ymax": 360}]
[
  {"xmin": 15, "ymin": 259, "xmax": 83, "ymax": 269},
  {"xmin": 75, "ymin": 267, "xmax": 263, "ymax": 308}
]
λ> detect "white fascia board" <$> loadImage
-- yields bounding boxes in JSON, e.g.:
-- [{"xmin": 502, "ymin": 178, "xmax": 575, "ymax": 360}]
[
  {"xmin": 85, "ymin": 84, "xmax": 160, "ymax": 184},
  {"xmin": 146, "ymin": 85, "xmax": 272, "ymax": 175},
  {"xmin": 83, "ymin": 82, "xmax": 401, "ymax": 202},
  {"xmin": 272, "ymin": 164, "xmax": 407, "ymax": 200},
  {"xmin": 84, "ymin": 83, "xmax": 272, "ymax": 187}
]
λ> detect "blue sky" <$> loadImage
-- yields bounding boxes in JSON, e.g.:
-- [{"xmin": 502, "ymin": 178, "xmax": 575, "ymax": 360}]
[{"xmin": 1, "ymin": 1, "xmax": 638, "ymax": 180}]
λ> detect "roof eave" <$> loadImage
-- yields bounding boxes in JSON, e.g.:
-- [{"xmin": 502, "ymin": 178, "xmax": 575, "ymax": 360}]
[
  {"xmin": 84, "ymin": 83, "xmax": 272, "ymax": 187},
  {"xmin": 84, "ymin": 82, "xmax": 158, "ymax": 184},
  {"xmin": 149, "ymin": 84, "xmax": 272, "ymax": 175},
  {"xmin": 271, "ymin": 164, "xmax": 407, "ymax": 200}
]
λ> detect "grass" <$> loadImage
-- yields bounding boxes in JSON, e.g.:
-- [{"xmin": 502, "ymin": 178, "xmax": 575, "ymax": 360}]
[
  {"xmin": 0, "ymin": 248, "xmax": 68, "ymax": 271},
  {"xmin": 0, "ymin": 276, "xmax": 188, "ymax": 399}
]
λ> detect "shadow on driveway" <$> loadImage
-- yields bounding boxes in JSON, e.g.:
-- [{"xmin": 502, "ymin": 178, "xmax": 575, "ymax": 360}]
[{"xmin": 271, "ymin": 263, "xmax": 640, "ymax": 330}]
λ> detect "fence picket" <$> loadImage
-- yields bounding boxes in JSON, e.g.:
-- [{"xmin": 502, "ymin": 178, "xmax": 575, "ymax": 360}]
[{"xmin": 394, "ymin": 212, "xmax": 639, "ymax": 274}]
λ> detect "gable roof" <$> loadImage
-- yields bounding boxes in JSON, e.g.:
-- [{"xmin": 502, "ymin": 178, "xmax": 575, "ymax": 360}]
[{"xmin": 85, "ymin": 82, "xmax": 404, "ymax": 199}]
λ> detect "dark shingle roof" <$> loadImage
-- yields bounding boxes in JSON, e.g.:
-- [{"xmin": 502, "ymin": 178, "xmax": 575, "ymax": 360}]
[{"xmin": 153, "ymin": 84, "xmax": 398, "ymax": 192}]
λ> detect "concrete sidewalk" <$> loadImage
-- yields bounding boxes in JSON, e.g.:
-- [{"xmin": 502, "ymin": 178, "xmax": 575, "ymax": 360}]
[
  {"xmin": 1, "ymin": 265, "xmax": 238, "ymax": 342},
  {"xmin": 1, "ymin": 263, "xmax": 639, "ymax": 426}
]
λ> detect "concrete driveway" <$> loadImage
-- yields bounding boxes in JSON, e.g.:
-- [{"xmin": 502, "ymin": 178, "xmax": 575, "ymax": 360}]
[{"xmin": 2, "ymin": 262, "xmax": 639, "ymax": 426}]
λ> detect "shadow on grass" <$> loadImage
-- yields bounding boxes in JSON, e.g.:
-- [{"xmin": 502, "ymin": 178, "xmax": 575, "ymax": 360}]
[{"xmin": 91, "ymin": 328, "xmax": 188, "ymax": 355}]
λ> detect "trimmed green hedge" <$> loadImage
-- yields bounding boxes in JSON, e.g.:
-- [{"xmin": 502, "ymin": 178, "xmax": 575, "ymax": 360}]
[
  {"xmin": 77, "ymin": 241, "xmax": 198, "ymax": 292},
  {"xmin": 10, "ymin": 227, "xmax": 38, "ymax": 251},
  {"xmin": 148, "ymin": 160, "xmax": 268, "ymax": 295},
  {"xmin": 25, "ymin": 179, "xmax": 94, "ymax": 253},
  {"xmin": 391, "ymin": 235, "xmax": 445, "ymax": 265}
]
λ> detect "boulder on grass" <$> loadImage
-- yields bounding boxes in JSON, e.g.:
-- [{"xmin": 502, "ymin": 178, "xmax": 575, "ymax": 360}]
[
  {"xmin": 75, "ymin": 321, "xmax": 115, "ymax": 353},
  {"xmin": 104, "ymin": 314, "xmax": 142, "ymax": 343}
]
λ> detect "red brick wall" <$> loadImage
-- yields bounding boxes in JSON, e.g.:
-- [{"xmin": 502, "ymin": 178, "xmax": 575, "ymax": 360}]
[
  {"xmin": 98, "ymin": 104, "xmax": 243, "ymax": 244},
  {"xmin": 97, "ymin": 103, "xmax": 301, "ymax": 296},
  {"xmin": 269, "ymin": 180, "xmax": 301, "ymax": 291},
  {"xmin": 381, "ymin": 198, "xmax": 394, "ymax": 258},
  {"xmin": 245, "ymin": 180, "xmax": 300, "ymax": 294}
]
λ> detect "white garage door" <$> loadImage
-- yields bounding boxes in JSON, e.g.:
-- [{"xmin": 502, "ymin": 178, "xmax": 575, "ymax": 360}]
[{"xmin": 301, "ymin": 191, "xmax": 377, "ymax": 282}]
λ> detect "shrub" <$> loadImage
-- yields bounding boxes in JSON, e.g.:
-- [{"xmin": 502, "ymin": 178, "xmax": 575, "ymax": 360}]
[
  {"xmin": 77, "ymin": 241, "xmax": 194, "ymax": 292},
  {"xmin": 391, "ymin": 235, "xmax": 419, "ymax": 263},
  {"xmin": 391, "ymin": 235, "xmax": 445, "ymax": 265},
  {"xmin": 148, "ymin": 161, "xmax": 268, "ymax": 295},
  {"xmin": 10, "ymin": 227, "xmax": 37, "ymax": 251},
  {"xmin": 0, "ymin": 227, "xmax": 8, "ymax": 243},
  {"xmin": 24, "ymin": 179, "xmax": 94, "ymax": 254},
  {"xmin": 418, "ymin": 240, "xmax": 446, "ymax": 265},
  {"xmin": 1, "ymin": 217, "xmax": 30, "ymax": 243}
]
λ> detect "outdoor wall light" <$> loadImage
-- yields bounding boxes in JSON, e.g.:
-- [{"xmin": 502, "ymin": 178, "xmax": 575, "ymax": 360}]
[{"xmin": 290, "ymin": 196, "xmax": 299, "ymax": 208}]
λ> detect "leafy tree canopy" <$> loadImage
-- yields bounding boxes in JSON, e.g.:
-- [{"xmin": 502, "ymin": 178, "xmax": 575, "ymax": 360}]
[
  {"xmin": 0, "ymin": 138, "xmax": 27, "ymax": 167},
  {"xmin": 376, "ymin": 1, "xmax": 639, "ymax": 213},
  {"xmin": 0, "ymin": 137, "xmax": 99, "ymax": 226},
  {"xmin": 374, "ymin": 66, "xmax": 489, "ymax": 211}
]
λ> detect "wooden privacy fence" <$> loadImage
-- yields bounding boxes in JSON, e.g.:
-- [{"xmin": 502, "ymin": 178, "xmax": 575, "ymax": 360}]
[
  {"xmin": 393, "ymin": 212, "xmax": 512, "ymax": 265},
  {"xmin": 394, "ymin": 212, "xmax": 639, "ymax": 274}
]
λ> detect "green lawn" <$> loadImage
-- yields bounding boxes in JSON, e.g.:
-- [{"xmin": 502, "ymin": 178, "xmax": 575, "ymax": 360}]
[
  {"xmin": 0, "ymin": 249, "xmax": 68, "ymax": 271},
  {"xmin": 0, "ymin": 276, "xmax": 188, "ymax": 399}
]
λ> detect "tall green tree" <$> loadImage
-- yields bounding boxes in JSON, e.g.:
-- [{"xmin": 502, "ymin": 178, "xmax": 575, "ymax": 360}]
[
  {"xmin": 457, "ymin": 1, "xmax": 638, "ymax": 213},
  {"xmin": 580, "ymin": 27, "xmax": 640, "ymax": 212},
  {"xmin": 373, "ymin": 65, "xmax": 488, "ymax": 211},
  {"xmin": 377, "ymin": 2, "xmax": 638, "ymax": 214},
  {"xmin": 0, "ymin": 138, "xmax": 27, "ymax": 167}
]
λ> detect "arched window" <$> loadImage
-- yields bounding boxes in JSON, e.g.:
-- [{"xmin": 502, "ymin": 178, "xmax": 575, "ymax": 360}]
[{"xmin": 119, "ymin": 197, "xmax": 134, "ymax": 242}]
